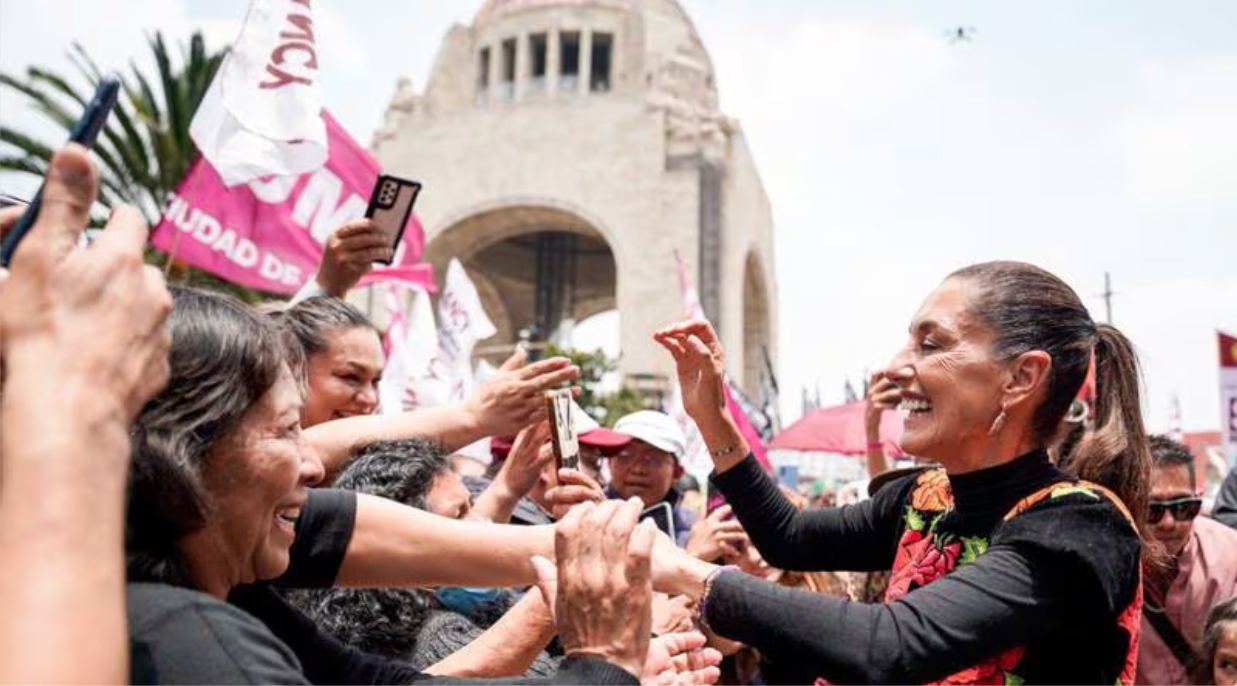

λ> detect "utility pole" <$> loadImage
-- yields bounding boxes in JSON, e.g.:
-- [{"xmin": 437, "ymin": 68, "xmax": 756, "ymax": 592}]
[{"xmin": 1101, "ymin": 272, "xmax": 1114, "ymax": 324}]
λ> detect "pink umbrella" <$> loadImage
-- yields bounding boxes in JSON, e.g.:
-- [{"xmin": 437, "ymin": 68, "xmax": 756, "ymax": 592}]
[{"xmin": 769, "ymin": 402, "xmax": 906, "ymax": 457}]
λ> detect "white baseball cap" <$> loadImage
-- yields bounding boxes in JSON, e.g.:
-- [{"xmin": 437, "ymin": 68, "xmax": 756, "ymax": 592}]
[{"xmin": 613, "ymin": 411, "xmax": 687, "ymax": 459}]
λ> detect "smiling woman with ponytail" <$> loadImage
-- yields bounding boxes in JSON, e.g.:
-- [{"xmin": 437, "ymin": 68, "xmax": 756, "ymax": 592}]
[{"xmin": 651, "ymin": 260, "xmax": 1148, "ymax": 685}]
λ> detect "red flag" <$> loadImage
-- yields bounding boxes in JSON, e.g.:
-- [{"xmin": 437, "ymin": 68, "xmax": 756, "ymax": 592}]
[{"xmin": 1220, "ymin": 331, "xmax": 1237, "ymax": 368}]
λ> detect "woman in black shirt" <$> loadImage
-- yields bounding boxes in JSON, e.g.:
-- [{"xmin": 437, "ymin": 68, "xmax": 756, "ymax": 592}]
[
  {"xmin": 651, "ymin": 261, "xmax": 1151, "ymax": 684},
  {"xmin": 123, "ymin": 287, "xmax": 669, "ymax": 685}
]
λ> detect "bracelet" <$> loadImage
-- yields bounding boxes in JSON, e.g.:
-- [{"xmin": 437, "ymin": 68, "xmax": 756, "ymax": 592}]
[
  {"xmin": 710, "ymin": 444, "xmax": 739, "ymax": 458},
  {"xmin": 866, "ymin": 441, "xmax": 884, "ymax": 451},
  {"xmin": 695, "ymin": 565, "xmax": 739, "ymax": 634}
]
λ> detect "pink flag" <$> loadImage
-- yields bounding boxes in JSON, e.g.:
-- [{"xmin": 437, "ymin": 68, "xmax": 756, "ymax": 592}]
[
  {"xmin": 671, "ymin": 251, "xmax": 773, "ymax": 472},
  {"xmin": 153, "ymin": 111, "xmax": 430, "ymax": 295}
]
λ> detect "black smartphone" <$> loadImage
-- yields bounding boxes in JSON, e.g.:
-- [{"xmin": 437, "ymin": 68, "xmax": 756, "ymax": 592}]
[
  {"xmin": 364, "ymin": 174, "xmax": 421, "ymax": 265},
  {"xmin": 640, "ymin": 502, "xmax": 676, "ymax": 542},
  {"xmin": 0, "ymin": 76, "xmax": 121, "ymax": 267}
]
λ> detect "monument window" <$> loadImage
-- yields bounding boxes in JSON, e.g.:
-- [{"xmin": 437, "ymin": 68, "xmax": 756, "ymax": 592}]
[
  {"xmin": 499, "ymin": 38, "xmax": 516, "ymax": 99},
  {"xmin": 590, "ymin": 32, "xmax": 613, "ymax": 92},
  {"xmin": 477, "ymin": 46, "xmax": 491, "ymax": 96},
  {"xmin": 529, "ymin": 33, "xmax": 548, "ymax": 91},
  {"xmin": 560, "ymin": 31, "xmax": 580, "ymax": 91}
]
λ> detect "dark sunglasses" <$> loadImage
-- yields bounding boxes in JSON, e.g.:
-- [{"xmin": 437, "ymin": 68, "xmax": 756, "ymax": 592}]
[{"xmin": 1147, "ymin": 497, "xmax": 1203, "ymax": 524}]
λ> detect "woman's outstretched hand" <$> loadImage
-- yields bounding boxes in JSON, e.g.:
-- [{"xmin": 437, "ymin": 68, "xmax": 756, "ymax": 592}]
[
  {"xmin": 653, "ymin": 320, "xmax": 747, "ymax": 472},
  {"xmin": 652, "ymin": 320, "xmax": 727, "ymax": 425}
]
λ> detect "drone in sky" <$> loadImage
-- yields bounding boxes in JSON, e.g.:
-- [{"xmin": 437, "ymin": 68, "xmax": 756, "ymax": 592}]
[{"xmin": 946, "ymin": 26, "xmax": 977, "ymax": 44}]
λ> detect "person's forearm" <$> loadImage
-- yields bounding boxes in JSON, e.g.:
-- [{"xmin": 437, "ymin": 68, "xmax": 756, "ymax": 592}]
[
  {"xmin": 865, "ymin": 417, "xmax": 890, "ymax": 478},
  {"xmin": 0, "ymin": 386, "xmax": 130, "ymax": 684},
  {"xmin": 471, "ymin": 480, "xmax": 520, "ymax": 524},
  {"xmin": 306, "ymin": 403, "xmax": 483, "ymax": 478},
  {"xmin": 337, "ymin": 494, "xmax": 553, "ymax": 588},
  {"xmin": 693, "ymin": 412, "xmax": 749, "ymax": 475},
  {"xmin": 425, "ymin": 592, "xmax": 556, "ymax": 677}
]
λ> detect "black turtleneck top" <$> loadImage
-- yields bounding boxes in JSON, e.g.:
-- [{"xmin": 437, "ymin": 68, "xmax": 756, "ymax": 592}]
[{"xmin": 706, "ymin": 451, "xmax": 1141, "ymax": 685}]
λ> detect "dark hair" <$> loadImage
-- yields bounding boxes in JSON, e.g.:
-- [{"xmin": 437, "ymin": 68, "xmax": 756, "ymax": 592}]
[
  {"xmin": 1147, "ymin": 434, "xmax": 1196, "ymax": 488},
  {"xmin": 284, "ymin": 438, "xmax": 452, "ymax": 660},
  {"xmin": 950, "ymin": 262, "xmax": 1152, "ymax": 550},
  {"xmin": 334, "ymin": 438, "xmax": 450, "ymax": 510},
  {"xmin": 126, "ymin": 286, "xmax": 287, "ymax": 586},
  {"xmin": 1200, "ymin": 597, "xmax": 1237, "ymax": 685},
  {"xmin": 279, "ymin": 296, "xmax": 377, "ymax": 359}
]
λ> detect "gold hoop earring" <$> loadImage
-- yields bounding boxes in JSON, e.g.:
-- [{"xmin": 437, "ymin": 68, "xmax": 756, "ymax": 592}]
[{"xmin": 988, "ymin": 408, "xmax": 1007, "ymax": 436}]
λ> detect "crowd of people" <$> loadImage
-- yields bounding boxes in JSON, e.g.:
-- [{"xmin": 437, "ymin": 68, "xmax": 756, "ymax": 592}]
[{"xmin": 1, "ymin": 141, "xmax": 1236, "ymax": 686}]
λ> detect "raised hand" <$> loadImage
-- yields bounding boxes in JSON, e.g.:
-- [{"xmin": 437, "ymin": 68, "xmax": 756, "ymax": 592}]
[
  {"xmin": 530, "ymin": 498, "xmax": 656, "ymax": 679},
  {"xmin": 497, "ymin": 421, "xmax": 555, "ymax": 499},
  {"xmin": 0, "ymin": 144, "xmax": 172, "ymax": 425},
  {"xmin": 684, "ymin": 505, "xmax": 749, "ymax": 563},
  {"xmin": 461, "ymin": 347, "xmax": 580, "ymax": 438},
  {"xmin": 546, "ymin": 467, "xmax": 606, "ymax": 520},
  {"xmin": 652, "ymin": 320, "xmax": 727, "ymax": 425},
  {"xmin": 314, "ymin": 219, "xmax": 393, "ymax": 296},
  {"xmin": 653, "ymin": 320, "xmax": 747, "ymax": 472}
]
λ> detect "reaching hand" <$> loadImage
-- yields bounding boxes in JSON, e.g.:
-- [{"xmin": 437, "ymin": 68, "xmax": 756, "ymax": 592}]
[
  {"xmin": 652, "ymin": 320, "xmax": 727, "ymax": 425},
  {"xmin": 650, "ymin": 593, "xmax": 695, "ymax": 636},
  {"xmin": 546, "ymin": 467, "xmax": 606, "ymax": 520},
  {"xmin": 462, "ymin": 347, "xmax": 580, "ymax": 437},
  {"xmin": 865, "ymin": 370, "xmax": 901, "ymax": 436},
  {"xmin": 529, "ymin": 498, "xmax": 656, "ymax": 679},
  {"xmin": 497, "ymin": 421, "xmax": 554, "ymax": 499},
  {"xmin": 642, "ymin": 632, "xmax": 723, "ymax": 686},
  {"xmin": 684, "ymin": 505, "xmax": 749, "ymax": 563},
  {"xmin": 315, "ymin": 219, "xmax": 393, "ymax": 296},
  {"xmin": 0, "ymin": 144, "xmax": 171, "ymax": 427}
]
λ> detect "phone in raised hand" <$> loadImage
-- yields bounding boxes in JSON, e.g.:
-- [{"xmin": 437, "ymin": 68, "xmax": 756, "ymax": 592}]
[
  {"xmin": 544, "ymin": 388, "xmax": 580, "ymax": 471},
  {"xmin": 363, "ymin": 174, "xmax": 421, "ymax": 265},
  {"xmin": 0, "ymin": 75, "xmax": 121, "ymax": 267}
]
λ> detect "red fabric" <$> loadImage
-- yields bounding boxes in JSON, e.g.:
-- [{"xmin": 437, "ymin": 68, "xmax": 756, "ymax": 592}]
[
  {"xmin": 769, "ymin": 402, "xmax": 906, "ymax": 457},
  {"xmin": 1220, "ymin": 331, "xmax": 1237, "ymax": 368}
]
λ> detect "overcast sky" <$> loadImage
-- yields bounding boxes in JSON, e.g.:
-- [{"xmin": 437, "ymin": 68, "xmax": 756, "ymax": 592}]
[{"xmin": 2, "ymin": 0, "xmax": 1234, "ymax": 433}]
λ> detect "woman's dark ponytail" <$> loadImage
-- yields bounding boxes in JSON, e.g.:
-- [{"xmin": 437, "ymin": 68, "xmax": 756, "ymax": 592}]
[{"xmin": 1063, "ymin": 324, "xmax": 1161, "ymax": 569}]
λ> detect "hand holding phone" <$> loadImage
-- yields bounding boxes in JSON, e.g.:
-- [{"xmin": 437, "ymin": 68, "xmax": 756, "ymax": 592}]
[
  {"xmin": 364, "ymin": 174, "xmax": 421, "ymax": 265},
  {"xmin": 640, "ymin": 502, "xmax": 677, "ymax": 543},
  {"xmin": 0, "ymin": 76, "xmax": 121, "ymax": 267},
  {"xmin": 545, "ymin": 388, "xmax": 580, "ymax": 471}
]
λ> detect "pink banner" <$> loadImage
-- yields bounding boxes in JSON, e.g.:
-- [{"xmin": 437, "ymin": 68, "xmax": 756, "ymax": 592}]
[{"xmin": 153, "ymin": 110, "xmax": 430, "ymax": 295}]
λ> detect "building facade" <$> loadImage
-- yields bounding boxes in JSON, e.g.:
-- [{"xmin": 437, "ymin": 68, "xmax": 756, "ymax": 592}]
[{"xmin": 372, "ymin": 0, "xmax": 777, "ymax": 396}]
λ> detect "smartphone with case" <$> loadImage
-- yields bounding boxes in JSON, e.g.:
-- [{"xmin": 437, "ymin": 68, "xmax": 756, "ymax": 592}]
[
  {"xmin": 364, "ymin": 174, "xmax": 421, "ymax": 265},
  {"xmin": 544, "ymin": 389, "xmax": 580, "ymax": 471},
  {"xmin": 640, "ymin": 502, "xmax": 676, "ymax": 542},
  {"xmin": 1, "ymin": 76, "xmax": 121, "ymax": 267}
]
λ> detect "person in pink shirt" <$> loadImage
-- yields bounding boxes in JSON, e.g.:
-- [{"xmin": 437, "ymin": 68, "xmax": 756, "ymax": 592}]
[{"xmin": 1137, "ymin": 435, "xmax": 1237, "ymax": 685}]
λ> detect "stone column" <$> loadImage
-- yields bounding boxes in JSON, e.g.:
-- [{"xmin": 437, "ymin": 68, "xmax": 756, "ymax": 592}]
[{"xmin": 579, "ymin": 30, "xmax": 593, "ymax": 95}]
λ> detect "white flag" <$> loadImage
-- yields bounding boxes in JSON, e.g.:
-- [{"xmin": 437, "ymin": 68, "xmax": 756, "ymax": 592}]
[
  {"xmin": 436, "ymin": 259, "xmax": 497, "ymax": 403},
  {"xmin": 378, "ymin": 286, "xmax": 441, "ymax": 415},
  {"xmin": 190, "ymin": 0, "xmax": 328, "ymax": 186}
]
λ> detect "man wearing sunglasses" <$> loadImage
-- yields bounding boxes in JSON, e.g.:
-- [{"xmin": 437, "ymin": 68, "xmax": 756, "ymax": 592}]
[{"xmin": 1137, "ymin": 435, "xmax": 1237, "ymax": 685}]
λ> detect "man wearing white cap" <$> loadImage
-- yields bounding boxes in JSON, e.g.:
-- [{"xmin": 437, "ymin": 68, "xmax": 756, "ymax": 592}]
[{"xmin": 608, "ymin": 410, "xmax": 698, "ymax": 546}]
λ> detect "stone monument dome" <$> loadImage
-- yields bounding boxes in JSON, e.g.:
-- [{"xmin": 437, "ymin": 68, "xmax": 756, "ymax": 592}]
[{"xmin": 371, "ymin": 0, "xmax": 776, "ymax": 399}]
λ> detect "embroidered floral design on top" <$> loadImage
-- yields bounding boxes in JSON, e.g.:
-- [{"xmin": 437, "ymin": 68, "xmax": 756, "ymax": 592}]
[{"xmin": 883, "ymin": 471, "xmax": 1141, "ymax": 686}]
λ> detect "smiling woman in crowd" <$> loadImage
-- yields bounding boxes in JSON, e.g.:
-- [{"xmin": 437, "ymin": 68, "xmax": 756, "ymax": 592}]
[
  {"xmin": 276, "ymin": 295, "xmax": 579, "ymax": 480},
  {"xmin": 123, "ymin": 286, "xmax": 657, "ymax": 685},
  {"xmin": 652, "ymin": 260, "xmax": 1151, "ymax": 685}
]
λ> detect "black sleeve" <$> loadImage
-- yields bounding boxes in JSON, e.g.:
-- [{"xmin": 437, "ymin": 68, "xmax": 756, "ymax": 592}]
[
  {"xmin": 276, "ymin": 488, "xmax": 357, "ymax": 588},
  {"xmin": 129, "ymin": 587, "xmax": 310, "ymax": 684},
  {"xmin": 1213, "ymin": 468, "xmax": 1237, "ymax": 530},
  {"xmin": 710, "ymin": 454, "xmax": 914, "ymax": 571},
  {"xmin": 233, "ymin": 585, "xmax": 637, "ymax": 686},
  {"xmin": 702, "ymin": 492, "xmax": 1140, "ymax": 684}
]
